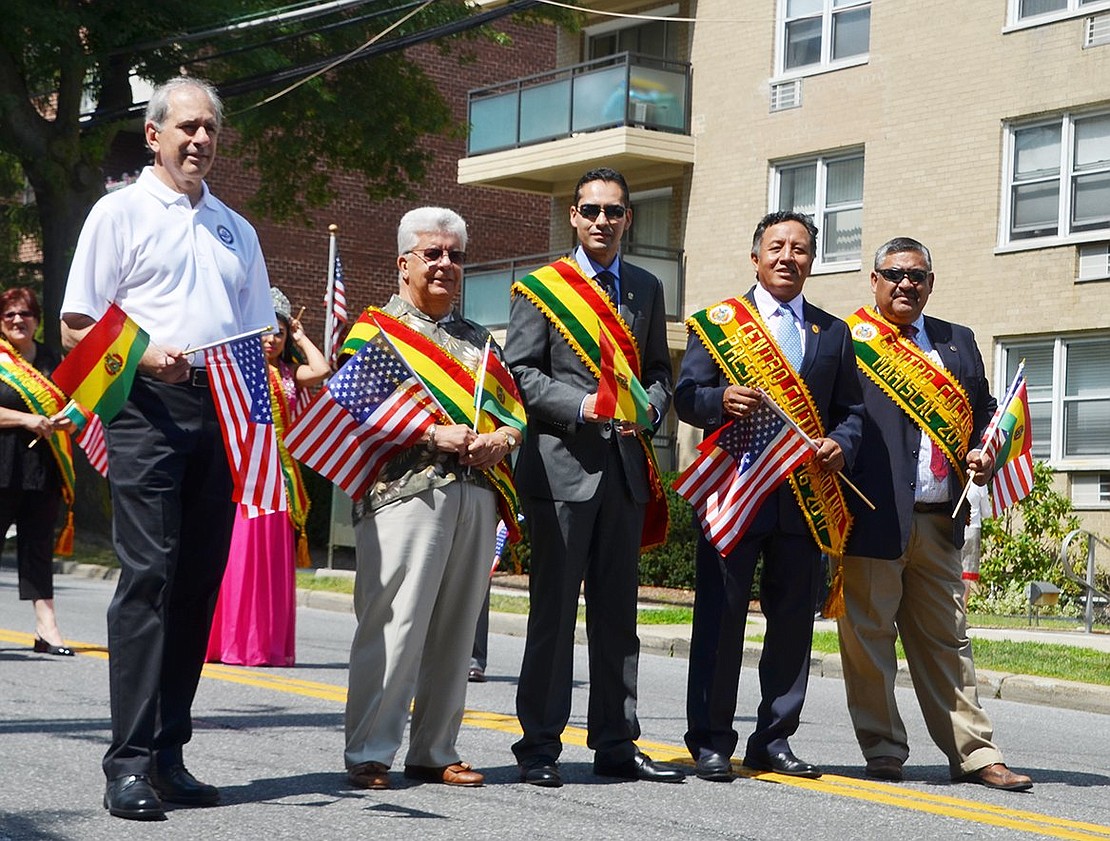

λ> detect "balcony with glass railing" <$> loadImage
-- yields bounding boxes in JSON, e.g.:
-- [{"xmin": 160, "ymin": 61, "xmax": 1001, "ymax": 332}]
[
  {"xmin": 458, "ymin": 53, "xmax": 695, "ymax": 193},
  {"xmin": 461, "ymin": 245, "xmax": 685, "ymax": 330}
]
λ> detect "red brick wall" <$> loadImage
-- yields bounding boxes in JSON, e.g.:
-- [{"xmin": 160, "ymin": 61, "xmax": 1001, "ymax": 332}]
[{"xmin": 206, "ymin": 20, "xmax": 558, "ymax": 348}]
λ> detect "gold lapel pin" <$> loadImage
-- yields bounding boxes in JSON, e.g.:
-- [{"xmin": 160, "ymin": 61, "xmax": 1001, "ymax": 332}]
[{"xmin": 811, "ymin": 324, "xmax": 819, "ymax": 334}]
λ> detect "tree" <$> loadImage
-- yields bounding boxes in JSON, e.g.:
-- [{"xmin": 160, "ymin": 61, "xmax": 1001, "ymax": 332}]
[{"xmin": 0, "ymin": 0, "xmax": 574, "ymax": 347}]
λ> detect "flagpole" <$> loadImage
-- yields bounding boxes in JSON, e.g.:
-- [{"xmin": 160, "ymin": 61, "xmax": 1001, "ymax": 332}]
[
  {"xmin": 472, "ymin": 337, "xmax": 492, "ymax": 433},
  {"xmin": 951, "ymin": 359, "xmax": 1025, "ymax": 518},
  {"xmin": 756, "ymin": 388, "xmax": 875, "ymax": 510},
  {"xmin": 183, "ymin": 325, "xmax": 273, "ymax": 357},
  {"xmin": 323, "ymin": 224, "xmax": 339, "ymax": 362}
]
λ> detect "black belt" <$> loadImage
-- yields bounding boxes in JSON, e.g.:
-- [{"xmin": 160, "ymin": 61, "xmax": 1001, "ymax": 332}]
[
  {"xmin": 139, "ymin": 369, "xmax": 209, "ymax": 388},
  {"xmin": 913, "ymin": 501, "xmax": 950, "ymax": 514}
]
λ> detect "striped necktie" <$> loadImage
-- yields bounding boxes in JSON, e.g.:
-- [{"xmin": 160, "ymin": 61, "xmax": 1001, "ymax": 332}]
[{"xmin": 901, "ymin": 324, "xmax": 949, "ymax": 480}]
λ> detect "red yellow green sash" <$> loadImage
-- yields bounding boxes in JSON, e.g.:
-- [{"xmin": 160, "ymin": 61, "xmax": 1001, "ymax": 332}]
[
  {"xmin": 686, "ymin": 298, "xmax": 853, "ymax": 562},
  {"xmin": 365, "ymin": 309, "xmax": 522, "ymax": 543},
  {"xmin": 512, "ymin": 258, "xmax": 652, "ymax": 427},
  {"xmin": 847, "ymin": 307, "xmax": 972, "ymax": 481},
  {"xmin": 0, "ymin": 340, "xmax": 75, "ymax": 555},
  {"xmin": 511, "ymin": 258, "xmax": 668, "ymax": 550},
  {"xmin": 268, "ymin": 366, "xmax": 311, "ymax": 568}
]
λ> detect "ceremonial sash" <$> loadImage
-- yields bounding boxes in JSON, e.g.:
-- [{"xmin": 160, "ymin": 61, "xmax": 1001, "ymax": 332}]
[
  {"xmin": 268, "ymin": 367, "xmax": 311, "ymax": 568},
  {"xmin": 366, "ymin": 309, "xmax": 523, "ymax": 543},
  {"xmin": 847, "ymin": 307, "xmax": 972, "ymax": 482},
  {"xmin": 511, "ymin": 258, "xmax": 668, "ymax": 550},
  {"xmin": 686, "ymin": 298, "xmax": 853, "ymax": 561},
  {"xmin": 0, "ymin": 340, "xmax": 76, "ymax": 555},
  {"xmin": 512, "ymin": 258, "xmax": 652, "ymax": 427}
]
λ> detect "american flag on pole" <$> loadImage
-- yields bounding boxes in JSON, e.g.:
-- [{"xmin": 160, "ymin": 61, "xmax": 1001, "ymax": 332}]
[
  {"xmin": 285, "ymin": 332, "xmax": 436, "ymax": 500},
  {"xmin": 328, "ymin": 250, "xmax": 348, "ymax": 368},
  {"xmin": 673, "ymin": 401, "xmax": 812, "ymax": 556},
  {"xmin": 980, "ymin": 367, "xmax": 1035, "ymax": 516},
  {"xmin": 206, "ymin": 336, "xmax": 286, "ymax": 514},
  {"xmin": 57, "ymin": 400, "xmax": 108, "ymax": 477}
]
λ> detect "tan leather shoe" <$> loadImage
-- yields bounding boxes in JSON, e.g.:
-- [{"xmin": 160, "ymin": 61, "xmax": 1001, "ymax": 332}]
[
  {"xmin": 405, "ymin": 762, "xmax": 484, "ymax": 787},
  {"xmin": 964, "ymin": 763, "xmax": 1033, "ymax": 791},
  {"xmin": 348, "ymin": 761, "xmax": 390, "ymax": 790},
  {"xmin": 865, "ymin": 756, "xmax": 904, "ymax": 782}
]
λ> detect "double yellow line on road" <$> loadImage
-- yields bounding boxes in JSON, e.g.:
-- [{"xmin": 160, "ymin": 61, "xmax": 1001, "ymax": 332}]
[{"xmin": 11, "ymin": 630, "xmax": 1110, "ymax": 841}]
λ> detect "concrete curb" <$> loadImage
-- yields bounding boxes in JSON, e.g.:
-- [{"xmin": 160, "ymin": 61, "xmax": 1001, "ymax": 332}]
[{"xmin": 64, "ymin": 563, "xmax": 1110, "ymax": 715}]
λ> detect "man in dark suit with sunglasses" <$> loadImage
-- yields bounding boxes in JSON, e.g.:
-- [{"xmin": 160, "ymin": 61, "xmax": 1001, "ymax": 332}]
[
  {"xmin": 506, "ymin": 167, "xmax": 678, "ymax": 787},
  {"xmin": 838, "ymin": 236, "xmax": 1032, "ymax": 791}
]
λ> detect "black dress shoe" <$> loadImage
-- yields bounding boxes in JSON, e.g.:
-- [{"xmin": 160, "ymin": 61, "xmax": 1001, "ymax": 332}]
[
  {"xmin": 103, "ymin": 775, "xmax": 166, "ymax": 821},
  {"xmin": 33, "ymin": 637, "xmax": 74, "ymax": 656},
  {"xmin": 744, "ymin": 750, "xmax": 822, "ymax": 779},
  {"xmin": 519, "ymin": 757, "xmax": 562, "ymax": 788},
  {"xmin": 150, "ymin": 764, "xmax": 220, "ymax": 806},
  {"xmin": 694, "ymin": 751, "xmax": 733, "ymax": 782},
  {"xmin": 594, "ymin": 752, "xmax": 685, "ymax": 783}
]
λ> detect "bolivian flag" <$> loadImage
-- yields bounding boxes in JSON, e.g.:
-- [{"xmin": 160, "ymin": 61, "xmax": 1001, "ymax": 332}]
[
  {"xmin": 53, "ymin": 304, "xmax": 149, "ymax": 423},
  {"xmin": 478, "ymin": 348, "xmax": 527, "ymax": 433}
]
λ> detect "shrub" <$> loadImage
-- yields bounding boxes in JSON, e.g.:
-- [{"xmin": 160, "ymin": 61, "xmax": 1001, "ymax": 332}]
[{"xmin": 975, "ymin": 461, "xmax": 1083, "ymax": 613}]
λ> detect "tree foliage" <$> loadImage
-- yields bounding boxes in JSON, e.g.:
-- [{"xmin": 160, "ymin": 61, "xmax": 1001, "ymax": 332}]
[{"xmin": 0, "ymin": 0, "xmax": 578, "ymax": 346}]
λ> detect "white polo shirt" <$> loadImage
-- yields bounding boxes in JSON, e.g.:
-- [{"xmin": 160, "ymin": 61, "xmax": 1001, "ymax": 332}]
[{"xmin": 62, "ymin": 167, "xmax": 274, "ymax": 354}]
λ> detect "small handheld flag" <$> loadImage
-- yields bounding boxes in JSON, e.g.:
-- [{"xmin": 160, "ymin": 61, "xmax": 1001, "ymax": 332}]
[{"xmin": 52, "ymin": 304, "xmax": 149, "ymax": 423}]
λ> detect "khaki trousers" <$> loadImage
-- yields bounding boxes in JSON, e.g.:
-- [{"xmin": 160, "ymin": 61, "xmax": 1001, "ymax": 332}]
[
  {"xmin": 838, "ymin": 510, "xmax": 1004, "ymax": 776},
  {"xmin": 345, "ymin": 482, "xmax": 497, "ymax": 770}
]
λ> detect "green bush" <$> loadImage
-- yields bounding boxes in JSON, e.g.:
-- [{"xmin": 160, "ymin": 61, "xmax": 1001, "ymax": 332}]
[{"xmin": 976, "ymin": 460, "xmax": 1083, "ymax": 613}]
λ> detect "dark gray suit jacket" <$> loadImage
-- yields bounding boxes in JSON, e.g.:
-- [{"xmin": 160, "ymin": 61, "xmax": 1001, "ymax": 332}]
[
  {"xmin": 846, "ymin": 314, "xmax": 996, "ymax": 558},
  {"xmin": 505, "ymin": 258, "xmax": 673, "ymax": 504}
]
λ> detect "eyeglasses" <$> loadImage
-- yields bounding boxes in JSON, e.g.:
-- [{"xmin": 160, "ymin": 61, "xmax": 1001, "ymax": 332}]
[
  {"xmin": 576, "ymin": 203, "xmax": 627, "ymax": 221},
  {"xmin": 877, "ymin": 267, "xmax": 930, "ymax": 285},
  {"xmin": 408, "ymin": 247, "xmax": 466, "ymax": 265},
  {"xmin": 1, "ymin": 310, "xmax": 35, "ymax": 321}
]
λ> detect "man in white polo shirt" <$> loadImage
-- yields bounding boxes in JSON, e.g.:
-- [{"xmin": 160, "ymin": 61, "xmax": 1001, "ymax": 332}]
[{"xmin": 61, "ymin": 77, "xmax": 273, "ymax": 822}]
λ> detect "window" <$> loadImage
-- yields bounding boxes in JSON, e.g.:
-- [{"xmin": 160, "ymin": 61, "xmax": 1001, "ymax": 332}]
[
  {"xmin": 1000, "ymin": 336, "xmax": 1110, "ymax": 464},
  {"xmin": 772, "ymin": 151, "xmax": 864, "ymax": 269},
  {"xmin": 587, "ymin": 4, "xmax": 680, "ymax": 61},
  {"xmin": 777, "ymin": 0, "xmax": 870, "ymax": 77},
  {"xmin": 1004, "ymin": 110, "xmax": 1110, "ymax": 245},
  {"xmin": 1012, "ymin": 0, "xmax": 1109, "ymax": 24}
]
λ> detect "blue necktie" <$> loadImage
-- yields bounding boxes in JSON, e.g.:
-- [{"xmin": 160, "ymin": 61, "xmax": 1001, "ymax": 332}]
[{"xmin": 775, "ymin": 305, "xmax": 804, "ymax": 369}]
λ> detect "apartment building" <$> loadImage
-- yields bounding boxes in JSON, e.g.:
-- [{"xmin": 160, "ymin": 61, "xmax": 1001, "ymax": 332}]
[{"xmin": 457, "ymin": 0, "xmax": 1110, "ymax": 530}]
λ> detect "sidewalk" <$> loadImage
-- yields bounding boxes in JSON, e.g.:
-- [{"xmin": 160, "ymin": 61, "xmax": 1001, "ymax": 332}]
[{"xmin": 64, "ymin": 561, "xmax": 1110, "ymax": 716}]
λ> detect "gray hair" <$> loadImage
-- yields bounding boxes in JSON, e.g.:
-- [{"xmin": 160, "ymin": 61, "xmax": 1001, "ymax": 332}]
[
  {"xmin": 874, "ymin": 236, "xmax": 932, "ymax": 271},
  {"xmin": 145, "ymin": 77, "xmax": 223, "ymax": 132},
  {"xmin": 396, "ymin": 207, "xmax": 468, "ymax": 255}
]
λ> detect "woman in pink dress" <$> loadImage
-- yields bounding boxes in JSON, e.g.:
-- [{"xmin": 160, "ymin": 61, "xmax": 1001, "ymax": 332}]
[{"xmin": 207, "ymin": 287, "xmax": 330, "ymax": 666}]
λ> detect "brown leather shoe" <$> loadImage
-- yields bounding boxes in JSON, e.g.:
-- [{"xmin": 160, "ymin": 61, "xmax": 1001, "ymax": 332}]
[
  {"xmin": 348, "ymin": 761, "xmax": 390, "ymax": 790},
  {"xmin": 964, "ymin": 763, "xmax": 1033, "ymax": 792},
  {"xmin": 865, "ymin": 756, "xmax": 904, "ymax": 782},
  {"xmin": 404, "ymin": 762, "xmax": 484, "ymax": 787}
]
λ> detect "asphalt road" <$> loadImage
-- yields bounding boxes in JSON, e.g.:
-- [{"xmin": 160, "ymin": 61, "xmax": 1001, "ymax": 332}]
[{"xmin": 2, "ymin": 568, "xmax": 1109, "ymax": 841}]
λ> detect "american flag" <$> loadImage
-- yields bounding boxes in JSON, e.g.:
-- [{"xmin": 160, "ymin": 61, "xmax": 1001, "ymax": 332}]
[
  {"xmin": 673, "ymin": 401, "xmax": 812, "ymax": 556},
  {"xmin": 58, "ymin": 399, "xmax": 108, "ymax": 477},
  {"xmin": 285, "ymin": 332, "xmax": 436, "ymax": 500},
  {"xmin": 328, "ymin": 250, "xmax": 348, "ymax": 368},
  {"xmin": 206, "ymin": 336, "xmax": 286, "ymax": 514}
]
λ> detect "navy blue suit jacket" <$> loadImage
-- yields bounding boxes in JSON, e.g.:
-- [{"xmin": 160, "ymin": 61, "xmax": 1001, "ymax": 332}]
[
  {"xmin": 845, "ymin": 315, "xmax": 997, "ymax": 559},
  {"xmin": 674, "ymin": 290, "xmax": 864, "ymax": 536}
]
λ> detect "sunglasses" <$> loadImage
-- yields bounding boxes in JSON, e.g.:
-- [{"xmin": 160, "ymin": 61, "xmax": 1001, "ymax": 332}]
[
  {"xmin": 408, "ymin": 247, "xmax": 466, "ymax": 265},
  {"xmin": 576, "ymin": 203, "xmax": 627, "ymax": 220},
  {"xmin": 1, "ymin": 310, "xmax": 35, "ymax": 321},
  {"xmin": 877, "ymin": 267, "xmax": 930, "ymax": 285}
]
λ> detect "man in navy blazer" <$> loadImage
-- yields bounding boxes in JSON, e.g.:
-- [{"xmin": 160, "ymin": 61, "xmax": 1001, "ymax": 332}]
[
  {"xmin": 676, "ymin": 211, "xmax": 863, "ymax": 782},
  {"xmin": 507, "ymin": 167, "xmax": 679, "ymax": 787},
  {"xmin": 838, "ymin": 236, "xmax": 1032, "ymax": 791}
]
